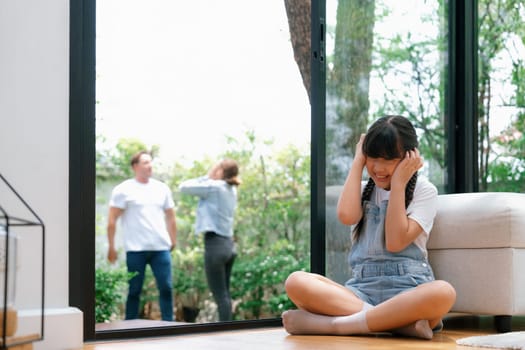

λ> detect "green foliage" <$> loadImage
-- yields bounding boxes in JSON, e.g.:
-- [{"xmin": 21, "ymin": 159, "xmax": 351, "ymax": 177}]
[
  {"xmin": 95, "ymin": 130, "xmax": 311, "ymax": 321},
  {"xmin": 326, "ymin": 0, "xmax": 524, "ymax": 192},
  {"xmin": 231, "ymin": 240, "xmax": 309, "ymax": 319},
  {"xmin": 96, "ymin": 137, "xmax": 159, "ymax": 181},
  {"xmin": 487, "ymin": 162, "xmax": 525, "ymax": 192},
  {"xmin": 485, "ymin": 14, "xmax": 525, "ymax": 192},
  {"xmin": 325, "ymin": 1, "xmax": 448, "ymax": 186},
  {"xmin": 234, "ymin": 143, "xmax": 311, "ymax": 248},
  {"xmin": 172, "ymin": 245, "xmax": 209, "ymax": 309},
  {"xmin": 95, "ymin": 266, "xmax": 135, "ymax": 323},
  {"xmin": 513, "ymin": 62, "xmax": 525, "ymax": 108},
  {"xmin": 488, "ymin": 101, "xmax": 525, "ymax": 192},
  {"xmin": 171, "ymin": 131, "xmax": 311, "ymax": 253},
  {"xmin": 372, "ymin": 13, "xmax": 446, "ymax": 170},
  {"xmin": 168, "ymin": 131, "xmax": 311, "ymax": 320},
  {"xmin": 477, "ymin": 0, "xmax": 525, "ymax": 191}
]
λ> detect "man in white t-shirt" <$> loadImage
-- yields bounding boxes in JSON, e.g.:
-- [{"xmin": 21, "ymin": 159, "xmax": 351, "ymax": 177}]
[{"xmin": 107, "ymin": 151, "xmax": 177, "ymax": 321}]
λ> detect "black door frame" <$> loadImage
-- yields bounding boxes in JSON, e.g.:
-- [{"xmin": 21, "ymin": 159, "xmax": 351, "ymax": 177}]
[
  {"xmin": 69, "ymin": 0, "xmax": 324, "ymax": 341},
  {"xmin": 69, "ymin": 0, "xmax": 476, "ymax": 342}
]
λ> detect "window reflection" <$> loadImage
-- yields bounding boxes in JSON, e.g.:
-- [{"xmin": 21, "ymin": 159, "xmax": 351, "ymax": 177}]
[
  {"xmin": 325, "ymin": 0, "xmax": 448, "ymax": 282},
  {"xmin": 477, "ymin": 0, "xmax": 525, "ymax": 192}
]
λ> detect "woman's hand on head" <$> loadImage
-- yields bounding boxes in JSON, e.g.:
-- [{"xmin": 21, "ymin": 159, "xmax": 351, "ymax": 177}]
[
  {"xmin": 208, "ymin": 162, "xmax": 223, "ymax": 179},
  {"xmin": 391, "ymin": 148, "xmax": 423, "ymax": 188}
]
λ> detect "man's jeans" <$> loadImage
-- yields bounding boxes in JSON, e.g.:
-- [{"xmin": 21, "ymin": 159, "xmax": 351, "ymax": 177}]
[{"xmin": 126, "ymin": 250, "xmax": 173, "ymax": 321}]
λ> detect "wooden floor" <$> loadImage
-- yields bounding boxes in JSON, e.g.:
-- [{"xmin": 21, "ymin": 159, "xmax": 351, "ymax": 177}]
[{"xmin": 83, "ymin": 314, "xmax": 525, "ymax": 350}]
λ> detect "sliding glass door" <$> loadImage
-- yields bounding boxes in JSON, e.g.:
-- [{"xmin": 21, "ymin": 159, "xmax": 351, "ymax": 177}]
[{"xmin": 323, "ymin": 0, "xmax": 449, "ymax": 282}]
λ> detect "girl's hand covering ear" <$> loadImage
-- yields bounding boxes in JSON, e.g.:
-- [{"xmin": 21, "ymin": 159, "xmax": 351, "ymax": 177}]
[{"xmin": 391, "ymin": 148, "xmax": 424, "ymax": 188}]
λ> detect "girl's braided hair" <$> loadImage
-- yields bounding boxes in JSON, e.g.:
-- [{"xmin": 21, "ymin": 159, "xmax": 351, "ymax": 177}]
[{"xmin": 352, "ymin": 115, "xmax": 419, "ymax": 241}]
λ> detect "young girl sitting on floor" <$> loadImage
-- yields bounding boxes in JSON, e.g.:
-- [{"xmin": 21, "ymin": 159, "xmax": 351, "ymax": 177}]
[{"xmin": 282, "ymin": 115, "xmax": 456, "ymax": 340}]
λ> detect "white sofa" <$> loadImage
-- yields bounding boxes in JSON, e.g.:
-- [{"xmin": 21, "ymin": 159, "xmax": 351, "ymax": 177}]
[
  {"xmin": 325, "ymin": 188, "xmax": 525, "ymax": 332},
  {"xmin": 427, "ymin": 192, "xmax": 525, "ymax": 332}
]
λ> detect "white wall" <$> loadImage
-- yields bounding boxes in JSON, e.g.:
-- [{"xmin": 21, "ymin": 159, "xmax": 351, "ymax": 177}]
[{"xmin": 0, "ymin": 1, "xmax": 83, "ymax": 349}]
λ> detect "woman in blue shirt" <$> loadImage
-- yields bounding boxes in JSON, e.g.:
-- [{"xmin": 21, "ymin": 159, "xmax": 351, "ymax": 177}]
[{"xmin": 179, "ymin": 159, "xmax": 241, "ymax": 321}]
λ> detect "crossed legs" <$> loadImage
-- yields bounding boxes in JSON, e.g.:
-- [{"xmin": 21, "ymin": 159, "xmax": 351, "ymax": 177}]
[{"xmin": 282, "ymin": 271, "xmax": 456, "ymax": 339}]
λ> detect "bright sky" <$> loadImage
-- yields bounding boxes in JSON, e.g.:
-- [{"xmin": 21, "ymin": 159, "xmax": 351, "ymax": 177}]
[
  {"xmin": 97, "ymin": 0, "xmax": 521, "ymax": 170},
  {"xmin": 96, "ymin": 0, "xmax": 311, "ymax": 166}
]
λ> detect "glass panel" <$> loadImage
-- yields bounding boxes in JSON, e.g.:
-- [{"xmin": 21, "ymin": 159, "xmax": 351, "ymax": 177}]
[
  {"xmin": 324, "ymin": 0, "xmax": 448, "ymax": 283},
  {"xmin": 478, "ymin": 0, "xmax": 525, "ymax": 192},
  {"xmin": 95, "ymin": 0, "xmax": 310, "ymax": 329}
]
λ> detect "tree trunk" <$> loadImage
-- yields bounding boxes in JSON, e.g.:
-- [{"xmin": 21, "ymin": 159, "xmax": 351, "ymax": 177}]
[
  {"xmin": 284, "ymin": 0, "xmax": 375, "ymax": 185},
  {"xmin": 284, "ymin": 0, "xmax": 311, "ymax": 102},
  {"xmin": 331, "ymin": 0, "xmax": 375, "ymax": 155}
]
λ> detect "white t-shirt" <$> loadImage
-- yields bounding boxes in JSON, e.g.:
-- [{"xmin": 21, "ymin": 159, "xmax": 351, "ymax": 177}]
[
  {"xmin": 110, "ymin": 178, "xmax": 174, "ymax": 251},
  {"xmin": 363, "ymin": 176, "xmax": 438, "ymax": 256}
]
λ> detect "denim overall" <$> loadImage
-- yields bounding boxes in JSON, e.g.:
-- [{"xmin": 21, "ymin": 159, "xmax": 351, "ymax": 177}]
[{"xmin": 345, "ymin": 200, "xmax": 435, "ymax": 306}]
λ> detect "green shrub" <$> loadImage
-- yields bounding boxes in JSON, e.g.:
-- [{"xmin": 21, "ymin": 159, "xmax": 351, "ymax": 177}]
[
  {"xmin": 172, "ymin": 246, "xmax": 209, "ymax": 311},
  {"xmin": 231, "ymin": 240, "xmax": 309, "ymax": 319},
  {"xmin": 95, "ymin": 266, "xmax": 135, "ymax": 323}
]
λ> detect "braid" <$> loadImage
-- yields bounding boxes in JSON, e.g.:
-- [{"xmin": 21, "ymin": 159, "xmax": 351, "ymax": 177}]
[
  {"xmin": 352, "ymin": 178, "xmax": 375, "ymax": 241},
  {"xmin": 405, "ymin": 172, "xmax": 418, "ymax": 208},
  {"xmin": 352, "ymin": 174, "xmax": 418, "ymax": 241}
]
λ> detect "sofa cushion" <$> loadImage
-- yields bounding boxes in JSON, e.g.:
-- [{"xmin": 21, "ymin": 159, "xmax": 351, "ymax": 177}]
[
  {"xmin": 428, "ymin": 247, "xmax": 525, "ymax": 314},
  {"xmin": 427, "ymin": 192, "xmax": 525, "ymax": 250}
]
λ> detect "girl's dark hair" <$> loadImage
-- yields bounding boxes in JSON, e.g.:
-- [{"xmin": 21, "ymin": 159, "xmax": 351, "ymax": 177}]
[
  {"xmin": 353, "ymin": 115, "xmax": 419, "ymax": 240},
  {"xmin": 221, "ymin": 159, "xmax": 241, "ymax": 186},
  {"xmin": 362, "ymin": 115, "xmax": 419, "ymax": 159}
]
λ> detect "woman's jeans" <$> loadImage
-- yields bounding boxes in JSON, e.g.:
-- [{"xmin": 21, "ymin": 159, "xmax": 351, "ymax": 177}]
[
  {"xmin": 204, "ymin": 232, "xmax": 237, "ymax": 321},
  {"xmin": 126, "ymin": 250, "xmax": 173, "ymax": 321}
]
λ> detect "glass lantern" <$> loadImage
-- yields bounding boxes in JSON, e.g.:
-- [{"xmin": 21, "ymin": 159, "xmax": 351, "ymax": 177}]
[
  {"xmin": 0, "ymin": 173, "xmax": 44, "ymax": 349},
  {"xmin": 0, "ymin": 225, "xmax": 18, "ymax": 338}
]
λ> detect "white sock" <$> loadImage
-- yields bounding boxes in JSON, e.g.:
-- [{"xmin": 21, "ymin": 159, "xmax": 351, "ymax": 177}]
[
  {"xmin": 392, "ymin": 319, "xmax": 433, "ymax": 340},
  {"xmin": 282, "ymin": 309, "xmax": 370, "ymax": 336},
  {"xmin": 332, "ymin": 309, "xmax": 370, "ymax": 335},
  {"xmin": 362, "ymin": 302, "xmax": 373, "ymax": 311},
  {"xmin": 282, "ymin": 309, "xmax": 335, "ymax": 335}
]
